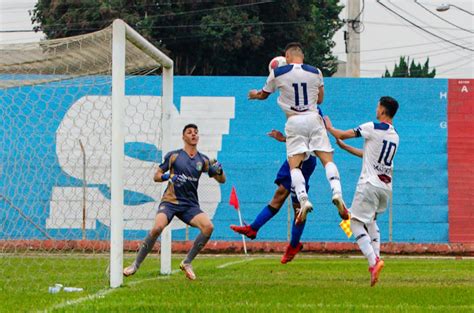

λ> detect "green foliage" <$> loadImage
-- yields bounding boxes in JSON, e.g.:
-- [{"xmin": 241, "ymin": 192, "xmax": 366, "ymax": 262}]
[
  {"xmin": 383, "ymin": 56, "xmax": 436, "ymax": 78},
  {"xmin": 1, "ymin": 255, "xmax": 473, "ymax": 312},
  {"xmin": 31, "ymin": 1, "xmax": 344, "ymax": 76}
]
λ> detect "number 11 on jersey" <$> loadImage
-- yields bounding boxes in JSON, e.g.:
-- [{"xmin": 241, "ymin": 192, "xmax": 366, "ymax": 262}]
[{"xmin": 292, "ymin": 82, "xmax": 308, "ymax": 107}]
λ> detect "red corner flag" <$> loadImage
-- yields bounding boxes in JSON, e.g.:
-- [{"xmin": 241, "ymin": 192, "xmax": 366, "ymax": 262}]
[{"xmin": 229, "ymin": 186, "xmax": 240, "ymax": 210}]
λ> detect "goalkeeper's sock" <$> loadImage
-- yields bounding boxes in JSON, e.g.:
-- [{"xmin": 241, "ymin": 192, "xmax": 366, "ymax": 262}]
[
  {"xmin": 325, "ymin": 162, "xmax": 342, "ymax": 195},
  {"xmin": 250, "ymin": 205, "xmax": 278, "ymax": 231},
  {"xmin": 351, "ymin": 219, "xmax": 377, "ymax": 267},
  {"xmin": 367, "ymin": 220, "xmax": 381, "ymax": 258},
  {"xmin": 135, "ymin": 233, "xmax": 159, "ymax": 268},
  {"xmin": 290, "ymin": 219, "xmax": 306, "ymax": 248},
  {"xmin": 183, "ymin": 232, "xmax": 210, "ymax": 264},
  {"xmin": 290, "ymin": 168, "xmax": 308, "ymax": 202}
]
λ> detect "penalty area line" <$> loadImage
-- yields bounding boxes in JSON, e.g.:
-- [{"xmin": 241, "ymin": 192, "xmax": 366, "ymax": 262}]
[{"xmin": 42, "ymin": 269, "xmax": 180, "ymax": 313}]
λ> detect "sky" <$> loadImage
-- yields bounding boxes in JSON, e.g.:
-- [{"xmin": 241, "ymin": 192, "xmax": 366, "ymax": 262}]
[{"xmin": 0, "ymin": 0, "xmax": 473, "ymax": 78}]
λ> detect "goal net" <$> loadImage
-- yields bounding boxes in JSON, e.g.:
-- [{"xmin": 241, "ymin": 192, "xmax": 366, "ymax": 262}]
[{"xmin": 0, "ymin": 19, "xmax": 173, "ymax": 289}]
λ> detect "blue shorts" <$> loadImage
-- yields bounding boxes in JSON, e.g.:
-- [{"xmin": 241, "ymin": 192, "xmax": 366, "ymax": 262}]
[
  {"xmin": 157, "ymin": 202, "xmax": 204, "ymax": 225},
  {"xmin": 274, "ymin": 156, "xmax": 317, "ymax": 204}
]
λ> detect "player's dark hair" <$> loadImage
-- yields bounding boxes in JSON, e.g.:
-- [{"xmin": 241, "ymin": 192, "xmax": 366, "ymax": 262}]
[
  {"xmin": 284, "ymin": 42, "xmax": 304, "ymax": 54},
  {"xmin": 379, "ymin": 96, "xmax": 399, "ymax": 118},
  {"xmin": 183, "ymin": 123, "xmax": 198, "ymax": 134}
]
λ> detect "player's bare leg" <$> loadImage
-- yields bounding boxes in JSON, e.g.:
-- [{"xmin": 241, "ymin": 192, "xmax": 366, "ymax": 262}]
[
  {"xmin": 181, "ymin": 213, "xmax": 214, "ymax": 280},
  {"xmin": 288, "ymin": 153, "xmax": 312, "ymax": 224},
  {"xmin": 315, "ymin": 151, "xmax": 349, "ymax": 220},
  {"xmin": 124, "ymin": 213, "xmax": 168, "ymax": 277}
]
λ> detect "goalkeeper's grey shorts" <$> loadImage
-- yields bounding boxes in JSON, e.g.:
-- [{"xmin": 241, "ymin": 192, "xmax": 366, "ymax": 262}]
[{"xmin": 157, "ymin": 202, "xmax": 204, "ymax": 225}]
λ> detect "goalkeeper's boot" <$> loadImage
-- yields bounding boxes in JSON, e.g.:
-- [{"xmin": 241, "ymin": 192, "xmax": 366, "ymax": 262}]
[
  {"xmin": 123, "ymin": 262, "xmax": 138, "ymax": 277},
  {"xmin": 295, "ymin": 198, "xmax": 313, "ymax": 225},
  {"xmin": 281, "ymin": 243, "xmax": 303, "ymax": 264},
  {"xmin": 332, "ymin": 193, "xmax": 350, "ymax": 220},
  {"xmin": 230, "ymin": 225, "xmax": 257, "ymax": 240},
  {"xmin": 369, "ymin": 257, "xmax": 385, "ymax": 287},
  {"xmin": 180, "ymin": 261, "xmax": 196, "ymax": 280}
]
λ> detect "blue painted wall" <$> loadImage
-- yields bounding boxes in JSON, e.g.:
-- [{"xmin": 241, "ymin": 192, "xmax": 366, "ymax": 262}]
[{"xmin": 0, "ymin": 77, "xmax": 448, "ymax": 243}]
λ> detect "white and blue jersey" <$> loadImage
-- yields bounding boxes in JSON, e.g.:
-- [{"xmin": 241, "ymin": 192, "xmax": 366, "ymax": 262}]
[
  {"xmin": 263, "ymin": 63, "xmax": 324, "ymax": 114},
  {"xmin": 354, "ymin": 122, "xmax": 399, "ymax": 190}
]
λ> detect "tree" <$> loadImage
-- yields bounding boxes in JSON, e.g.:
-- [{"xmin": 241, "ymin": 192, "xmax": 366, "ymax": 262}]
[
  {"xmin": 383, "ymin": 56, "xmax": 436, "ymax": 78},
  {"xmin": 31, "ymin": 0, "xmax": 344, "ymax": 76}
]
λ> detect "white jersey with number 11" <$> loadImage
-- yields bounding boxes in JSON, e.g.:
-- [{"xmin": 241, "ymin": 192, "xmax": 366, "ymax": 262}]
[{"xmin": 262, "ymin": 63, "xmax": 324, "ymax": 115}]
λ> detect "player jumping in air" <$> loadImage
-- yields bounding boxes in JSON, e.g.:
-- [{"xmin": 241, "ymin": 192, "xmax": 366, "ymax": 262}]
[{"xmin": 248, "ymin": 42, "xmax": 348, "ymax": 224}]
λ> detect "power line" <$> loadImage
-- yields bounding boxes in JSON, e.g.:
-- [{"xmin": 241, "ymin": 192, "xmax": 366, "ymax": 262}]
[
  {"xmin": 387, "ymin": 0, "xmax": 471, "ymax": 45},
  {"xmin": 376, "ymin": 0, "xmax": 473, "ymax": 51},
  {"xmin": 362, "ymin": 20, "xmax": 473, "ymax": 31},
  {"xmin": 2, "ymin": 1, "xmax": 273, "ymax": 30},
  {"xmin": 2, "ymin": 17, "xmax": 473, "ymax": 33},
  {"xmin": 361, "ymin": 43, "xmax": 472, "ymax": 63},
  {"xmin": 414, "ymin": 0, "xmax": 473, "ymax": 34},
  {"xmin": 332, "ymin": 35, "xmax": 473, "ymax": 55},
  {"xmin": 437, "ymin": 59, "xmax": 474, "ymax": 75}
]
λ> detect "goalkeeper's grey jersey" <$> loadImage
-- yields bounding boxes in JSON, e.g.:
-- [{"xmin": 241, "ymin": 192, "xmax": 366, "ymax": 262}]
[{"xmin": 159, "ymin": 149, "xmax": 211, "ymax": 206}]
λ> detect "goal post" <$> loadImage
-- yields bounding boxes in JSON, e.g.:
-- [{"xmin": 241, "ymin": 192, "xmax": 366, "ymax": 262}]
[
  {"xmin": 110, "ymin": 19, "xmax": 174, "ymax": 288},
  {"xmin": 0, "ymin": 19, "xmax": 173, "ymax": 289}
]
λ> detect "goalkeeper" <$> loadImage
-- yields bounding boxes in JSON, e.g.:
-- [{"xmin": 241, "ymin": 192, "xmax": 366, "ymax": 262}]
[{"xmin": 124, "ymin": 123, "xmax": 226, "ymax": 280}]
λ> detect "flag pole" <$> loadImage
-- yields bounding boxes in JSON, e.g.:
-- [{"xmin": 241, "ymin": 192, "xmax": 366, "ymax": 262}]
[
  {"xmin": 237, "ymin": 208, "xmax": 248, "ymax": 255},
  {"xmin": 229, "ymin": 186, "xmax": 247, "ymax": 256}
]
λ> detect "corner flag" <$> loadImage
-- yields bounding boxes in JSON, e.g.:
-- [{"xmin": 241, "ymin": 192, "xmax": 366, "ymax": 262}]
[
  {"xmin": 229, "ymin": 186, "xmax": 240, "ymax": 210},
  {"xmin": 229, "ymin": 186, "xmax": 247, "ymax": 254}
]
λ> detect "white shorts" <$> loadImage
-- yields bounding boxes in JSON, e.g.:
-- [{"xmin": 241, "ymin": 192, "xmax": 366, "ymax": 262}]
[
  {"xmin": 350, "ymin": 182, "xmax": 391, "ymax": 224},
  {"xmin": 284, "ymin": 113, "xmax": 333, "ymax": 157}
]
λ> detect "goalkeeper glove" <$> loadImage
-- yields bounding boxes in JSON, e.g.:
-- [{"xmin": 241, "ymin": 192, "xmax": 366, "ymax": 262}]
[
  {"xmin": 209, "ymin": 159, "xmax": 223, "ymax": 177},
  {"xmin": 161, "ymin": 173, "xmax": 178, "ymax": 183}
]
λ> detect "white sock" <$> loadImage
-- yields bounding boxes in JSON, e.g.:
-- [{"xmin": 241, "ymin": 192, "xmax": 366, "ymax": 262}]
[
  {"xmin": 325, "ymin": 162, "xmax": 342, "ymax": 195},
  {"xmin": 290, "ymin": 168, "xmax": 308, "ymax": 202},
  {"xmin": 367, "ymin": 221, "xmax": 381, "ymax": 258},
  {"xmin": 351, "ymin": 219, "xmax": 377, "ymax": 267}
]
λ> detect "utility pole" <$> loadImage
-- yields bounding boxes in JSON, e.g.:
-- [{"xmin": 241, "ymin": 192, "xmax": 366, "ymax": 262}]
[{"xmin": 346, "ymin": 0, "xmax": 361, "ymax": 77}]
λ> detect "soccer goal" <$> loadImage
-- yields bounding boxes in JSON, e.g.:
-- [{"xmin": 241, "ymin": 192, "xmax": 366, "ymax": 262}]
[{"xmin": 0, "ymin": 19, "xmax": 173, "ymax": 288}]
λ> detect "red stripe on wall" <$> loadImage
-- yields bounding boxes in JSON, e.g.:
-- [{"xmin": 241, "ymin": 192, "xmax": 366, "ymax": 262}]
[{"xmin": 448, "ymin": 79, "xmax": 474, "ymax": 243}]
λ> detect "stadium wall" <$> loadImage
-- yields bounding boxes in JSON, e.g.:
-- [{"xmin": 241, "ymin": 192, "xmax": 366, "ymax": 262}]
[{"xmin": 1, "ymin": 77, "xmax": 472, "ymax": 249}]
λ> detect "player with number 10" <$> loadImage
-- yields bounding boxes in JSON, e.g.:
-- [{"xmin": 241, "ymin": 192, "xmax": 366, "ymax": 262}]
[{"xmin": 324, "ymin": 96, "xmax": 400, "ymax": 286}]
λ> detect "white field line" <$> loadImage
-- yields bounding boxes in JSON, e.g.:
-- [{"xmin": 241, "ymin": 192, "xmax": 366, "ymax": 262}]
[
  {"xmin": 216, "ymin": 257, "xmax": 255, "ymax": 269},
  {"xmin": 42, "ymin": 258, "xmax": 255, "ymax": 312},
  {"xmin": 42, "ymin": 269, "xmax": 180, "ymax": 313}
]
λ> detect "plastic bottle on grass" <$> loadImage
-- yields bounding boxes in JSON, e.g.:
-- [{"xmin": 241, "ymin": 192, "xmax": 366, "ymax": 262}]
[{"xmin": 63, "ymin": 287, "xmax": 84, "ymax": 292}]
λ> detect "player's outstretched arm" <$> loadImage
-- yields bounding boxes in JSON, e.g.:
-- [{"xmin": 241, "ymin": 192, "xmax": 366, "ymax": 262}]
[
  {"xmin": 267, "ymin": 129, "xmax": 286, "ymax": 142},
  {"xmin": 336, "ymin": 138, "xmax": 363, "ymax": 158},
  {"xmin": 324, "ymin": 116, "xmax": 357, "ymax": 140},
  {"xmin": 248, "ymin": 89, "xmax": 270, "ymax": 100}
]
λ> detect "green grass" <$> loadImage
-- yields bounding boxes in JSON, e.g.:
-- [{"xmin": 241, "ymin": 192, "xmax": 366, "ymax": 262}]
[{"xmin": 1, "ymin": 254, "xmax": 473, "ymax": 312}]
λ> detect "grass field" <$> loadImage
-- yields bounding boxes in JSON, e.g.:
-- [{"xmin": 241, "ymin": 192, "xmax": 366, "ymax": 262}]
[{"xmin": 1, "ymin": 254, "xmax": 473, "ymax": 312}]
